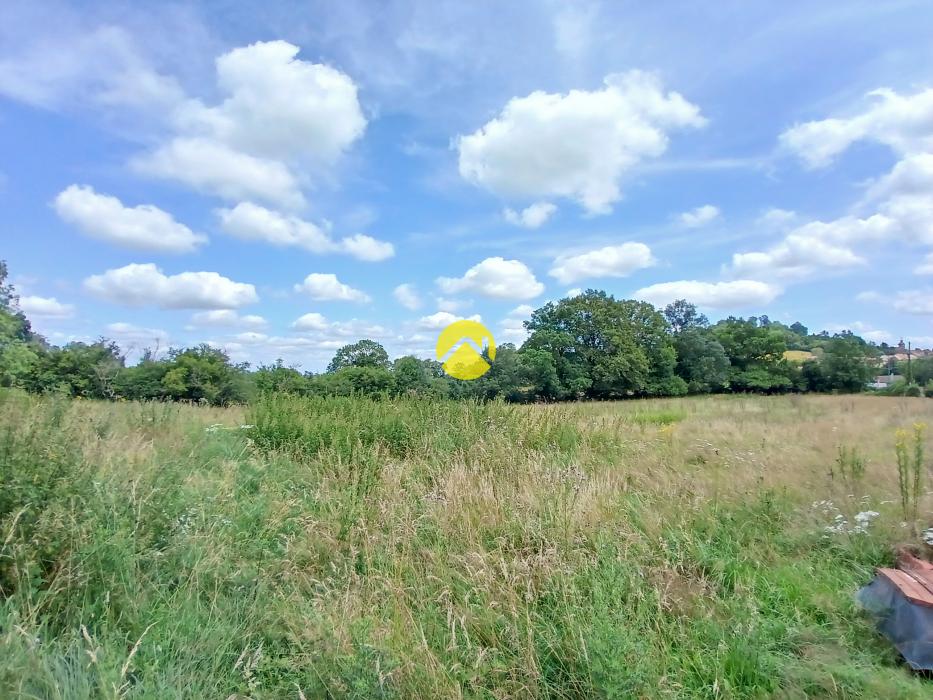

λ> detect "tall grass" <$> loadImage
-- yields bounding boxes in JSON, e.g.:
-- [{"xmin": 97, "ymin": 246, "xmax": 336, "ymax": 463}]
[{"xmin": 1, "ymin": 390, "xmax": 931, "ymax": 698}]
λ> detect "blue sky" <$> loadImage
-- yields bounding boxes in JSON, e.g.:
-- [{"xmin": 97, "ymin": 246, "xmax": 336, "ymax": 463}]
[{"xmin": 3, "ymin": 0, "xmax": 933, "ymax": 370}]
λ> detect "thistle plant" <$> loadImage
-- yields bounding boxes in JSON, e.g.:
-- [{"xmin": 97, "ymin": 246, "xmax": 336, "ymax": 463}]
[{"xmin": 895, "ymin": 423, "xmax": 926, "ymax": 525}]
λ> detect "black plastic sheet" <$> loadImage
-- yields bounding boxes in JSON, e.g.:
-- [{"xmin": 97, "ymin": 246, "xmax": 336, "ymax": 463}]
[{"xmin": 857, "ymin": 574, "xmax": 933, "ymax": 671}]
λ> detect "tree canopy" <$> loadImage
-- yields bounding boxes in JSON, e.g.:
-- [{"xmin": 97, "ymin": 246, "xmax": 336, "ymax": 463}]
[{"xmin": 0, "ymin": 260, "xmax": 898, "ymax": 404}]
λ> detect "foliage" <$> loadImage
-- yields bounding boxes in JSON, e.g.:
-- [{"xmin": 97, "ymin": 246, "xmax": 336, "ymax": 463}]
[
  {"xmin": 801, "ymin": 336, "xmax": 876, "ymax": 393},
  {"xmin": 894, "ymin": 423, "xmax": 925, "ymax": 525},
  {"xmin": 0, "ymin": 260, "xmax": 907, "ymax": 405},
  {"xmin": 524, "ymin": 290, "xmax": 681, "ymax": 399},
  {"xmin": 671, "ymin": 329, "xmax": 730, "ymax": 393},
  {"xmin": 326, "ymin": 339, "xmax": 390, "ymax": 372},
  {"xmin": 834, "ymin": 444, "xmax": 866, "ymax": 487},
  {"xmin": 710, "ymin": 317, "xmax": 792, "ymax": 392},
  {"xmin": 663, "ymin": 298, "xmax": 709, "ymax": 334}
]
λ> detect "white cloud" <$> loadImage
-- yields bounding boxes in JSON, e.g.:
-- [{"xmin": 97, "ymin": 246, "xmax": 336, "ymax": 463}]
[
  {"xmin": 756, "ymin": 208, "xmax": 797, "ymax": 228},
  {"xmin": 217, "ymin": 202, "xmax": 393, "ymax": 260},
  {"xmin": 677, "ymin": 204, "xmax": 720, "ymax": 228},
  {"xmin": 499, "ymin": 304, "xmax": 534, "ymax": 344},
  {"xmin": 549, "ymin": 242, "xmax": 655, "ymax": 284},
  {"xmin": 339, "ymin": 233, "xmax": 395, "ymax": 262},
  {"xmin": 133, "ymin": 41, "xmax": 366, "ymax": 208},
  {"xmin": 503, "ymin": 201, "xmax": 557, "ymax": 228},
  {"xmin": 865, "ymin": 152, "xmax": 933, "ymax": 245},
  {"xmin": 393, "ymin": 283, "xmax": 422, "ymax": 310},
  {"xmin": 53, "ymin": 184, "xmax": 206, "ymax": 253},
  {"xmin": 106, "ymin": 322, "xmax": 170, "ymax": 346},
  {"xmin": 437, "ymin": 257, "xmax": 544, "ymax": 300},
  {"xmin": 417, "ymin": 311, "xmax": 482, "ymax": 330},
  {"xmin": 781, "ymin": 87, "xmax": 933, "ymax": 168},
  {"xmin": 18, "ymin": 295, "xmax": 75, "ymax": 318},
  {"xmin": 175, "ymin": 40, "xmax": 365, "ymax": 164},
  {"xmin": 508, "ymin": 304, "xmax": 535, "ymax": 317},
  {"xmin": 566, "ymin": 288, "xmax": 583, "ymax": 297},
  {"xmin": 915, "ymin": 253, "xmax": 933, "ymax": 275},
  {"xmin": 188, "ymin": 310, "xmax": 267, "ymax": 329},
  {"xmin": 0, "ymin": 25, "xmax": 184, "ymax": 113},
  {"xmin": 634, "ymin": 280, "xmax": 781, "ymax": 309},
  {"xmin": 132, "ymin": 138, "xmax": 306, "ymax": 209},
  {"xmin": 728, "ymin": 215, "xmax": 896, "ymax": 280},
  {"xmin": 436, "ymin": 297, "xmax": 469, "ymax": 312},
  {"xmin": 233, "ymin": 331, "xmax": 269, "ymax": 344},
  {"xmin": 84, "ymin": 263, "xmax": 258, "ymax": 309},
  {"xmin": 293, "ymin": 273, "xmax": 370, "ymax": 303},
  {"xmin": 291, "ymin": 312, "xmax": 329, "ymax": 331},
  {"xmin": 457, "ymin": 70, "xmax": 705, "ymax": 214},
  {"xmin": 823, "ymin": 321, "xmax": 892, "ymax": 345},
  {"xmin": 892, "ymin": 289, "xmax": 933, "ymax": 315}
]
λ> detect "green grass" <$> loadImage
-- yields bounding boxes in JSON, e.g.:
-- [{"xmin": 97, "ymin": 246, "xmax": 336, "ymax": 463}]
[{"xmin": 1, "ymin": 390, "xmax": 931, "ymax": 698}]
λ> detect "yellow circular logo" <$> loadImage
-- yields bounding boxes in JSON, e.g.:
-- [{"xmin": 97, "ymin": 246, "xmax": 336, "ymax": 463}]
[{"xmin": 436, "ymin": 320, "xmax": 496, "ymax": 380}]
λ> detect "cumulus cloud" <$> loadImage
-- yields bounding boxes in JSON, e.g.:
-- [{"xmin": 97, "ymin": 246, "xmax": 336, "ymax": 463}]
[
  {"xmin": 291, "ymin": 312, "xmax": 329, "ymax": 331},
  {"xmin": 781, "ymin": 87, "xmax": 933, "ymax": 168},
  {"xmin": 865, "ymin": 152, "xmax": 933, "ymax": 245},
  {"xmin": 18, "ymin": 295, "xmax": 75, "ymax": 318},
  {"xmin": 105, "ymin": 322, "xmax": 170, "ymax": 346},
  {"xmin": 217, "ymin": 202, "xmax": 394, "ymax": 260},
  {"xmin": 634, "ymin": 280, "xmax": 781, "ymax": 309},
  {"xmin": 393, "ymin": 283, "xmax": 422, "ymax": 310},
  {"xmin": 437, "ymin": 257, "xmax": 544, "ymax": 300},
  {"xmin": 892, "ymin": 289, "xmax": 933, "ymax": 315},
  {"xmin": 133, "ymin": 40, "xmax": 366, "ymax": 208},
  {"xmin": 915, "ymin": 253, "xmax": 933, "ymax": 275},
  {"xmin": 549, "ymin": 242, "xmax": 655, "ymax": 284},
  {"xmin": 499, "ymin": 304, "xmax": 535, "ymax": 344},
  {"xmin": 756, "ymin": 208, "xmax": 797, "ymax": 229},
  {"xmin": 775, "ymin": 89, "xmax": 933, "ymax": 280},
  {"xmin": 188, "ymin": 309, "xmax": 267, "ymax": 329},
  {"xmin": 132, "ymin": 138, "xmax": 306, "ymax": 209},
  {"xmin": 728, "ymin": 215, "xmax": 896, "ymax": 280},
  {"xmin": 417, "ymin": 311, "xmax": 482, "ymax": 330},
  {"xmin": 822, "ymin": 321, "xmax": 893, "ymax": 345},
  {"xmin": 457, "ymin": 70, "xmax": 705, "ymax": 214},
  {"xmin": 503, "ymin": 201, "xmax": 557, "ymax": 228},
  {"xmin": 677, "ymin": 204, "xmax": 720, "ymax": 228},
  {"xmin": 290, "ymin": 314, "xmax": 389, "ymax": 339},
  {"xmin": 293, "ymin": 273, "xmax": 370, "ymax": 302},
  {"xmin": 84, "ymin": 263, "xmax": 258, "ymax": 309},
  {"xmin": 53, "ymin": 184, "xmax": 206, "ymax": 253},
  {"xmin": 436, "ymin": 297, "xmax": 469, "ymax": 312},
  {"xmin": 175, "ymin": 40, "xmax": 365, "ymax": 163},
  {"xmin": 339, "ymin": 233, "xmax": 395, "ymax": 262}
]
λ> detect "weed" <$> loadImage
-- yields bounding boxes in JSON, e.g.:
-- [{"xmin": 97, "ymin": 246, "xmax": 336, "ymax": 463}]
[
  {"xmin": 895, "ymin": 422, "xmax": 925, "ymax": 526},
  {"xmin": 833, "ymin": 444, "xmax": 866, "ymax": 487}
]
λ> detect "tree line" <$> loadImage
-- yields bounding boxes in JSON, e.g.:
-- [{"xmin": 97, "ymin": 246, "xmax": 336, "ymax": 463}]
[{"xmin": 2, "ymin": 260, "xmax": 923, "ymax": 405}]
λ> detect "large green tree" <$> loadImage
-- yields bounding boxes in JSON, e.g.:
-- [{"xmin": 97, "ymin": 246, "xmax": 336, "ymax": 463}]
[
  {"xmin": 0, "ymin": 261, "xmax": 42, "ymax": 388},
  {"xmin": 326, "ymin": 339, "xmax": 390, "ymax": 372},
  {"xmin": 27, "ymin": 340, "xmax": 124, "ymax": 398},
  {"xmin": 710, "ymin": 317, "xmax": 792, "ymax": 392},
  {"xmin": 523, "ymin": 291, "xmax": 684, "ymax": 399}
]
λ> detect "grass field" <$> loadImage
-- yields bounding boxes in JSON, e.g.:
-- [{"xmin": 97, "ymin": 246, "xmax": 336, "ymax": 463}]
[{"xmin": 1, "ymin": 391, "xmax": 932, "ymax": 698}]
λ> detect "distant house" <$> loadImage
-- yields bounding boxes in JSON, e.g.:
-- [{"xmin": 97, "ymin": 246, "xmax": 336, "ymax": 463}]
[{"xmin": 868, "ymin": 375, "xmax": 899, "ymax": 389}]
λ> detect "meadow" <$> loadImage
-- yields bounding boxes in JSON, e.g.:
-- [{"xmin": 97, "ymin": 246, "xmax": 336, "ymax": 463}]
[{"xmin": 1, "ymin": 391, "xmax": 932, "ymax": 699}]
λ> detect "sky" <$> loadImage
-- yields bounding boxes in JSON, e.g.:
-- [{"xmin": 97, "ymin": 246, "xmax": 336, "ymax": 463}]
[{"xmin": 3, "ymin": 0, "xmax": 933, "ymax": 371}]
